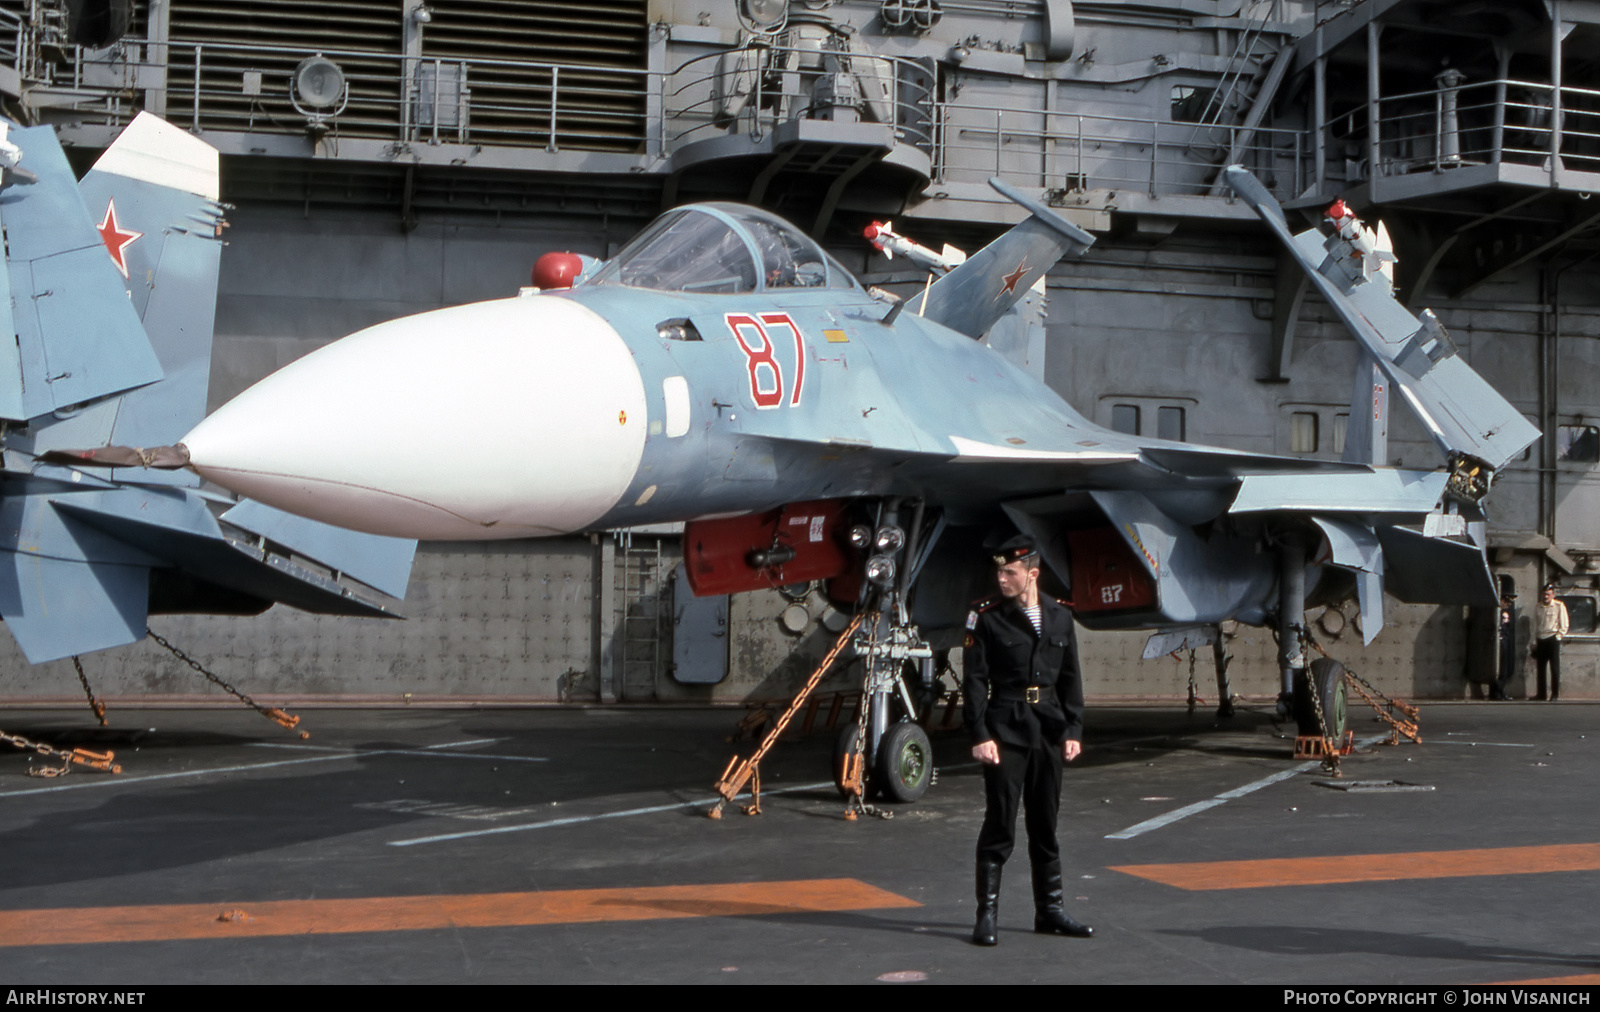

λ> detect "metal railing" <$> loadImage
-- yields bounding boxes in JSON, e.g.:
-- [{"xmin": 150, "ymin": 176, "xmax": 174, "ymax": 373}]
[
  {"xmin": 933, "ymin": 98, "xmax": 1308, "ymax": 198},
  {"xmin": 1, "ymin": 29, "xmax": 1314, "ymax": 203},
  {"xmin": 0, "ymin": 7, "xmax": 22, "ymax": 70},
  {"xmin": 165, "ymin": 40, "xmax": 654, "ymax": 153},
  {"xmin": 1333, "ymin": 77, "xmax": 1600, "ymax": 183}
]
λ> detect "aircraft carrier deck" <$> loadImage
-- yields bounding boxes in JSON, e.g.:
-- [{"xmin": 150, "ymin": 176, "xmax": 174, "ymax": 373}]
[{"xmin": 2, "ymin": 702, "xmax": 1596, "ymax": 986}]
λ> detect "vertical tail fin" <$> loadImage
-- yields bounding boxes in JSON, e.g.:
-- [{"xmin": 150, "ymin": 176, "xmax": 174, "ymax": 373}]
[
  {"xmin": 75, "ymin": 112, "xmax": 225, "ymax": 459},
  {"xmin": 920, "ymin": 178, "xmax": 1095, "ymax": 339},
  {"xmin": 0, "ymin": 123, "xmax": 163, "ymax": 423}
]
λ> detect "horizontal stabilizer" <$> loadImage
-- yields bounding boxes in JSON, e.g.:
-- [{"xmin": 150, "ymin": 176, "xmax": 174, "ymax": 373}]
[
  {"xmin": 1230, "ymin": 469, "xmax": 1448, "ymax": 514},
  {"xmin": 52, "ymin": 490, "xmax": 401, "ymax": 619},
  {"xmin": 0, "ymin": 553, "xmax": 150, "ymax": 663},
  {"xmin": 1141, "ymin": 446, "xmax": 1369, "ymax": 480},
  {"xmin": 1377, "ymin": 525, "xmax": 1496, "ymax": 607},
  {"xmin": 221, "ymin": 499, "xmax": 416, "ymax": 599},
  {"xmin": 920, "ymin": 178, "xmax": 1094, "ymax": 339},
  {"xmin": 1225, "ymin": 167, "xmax": 1539, "ymax": 473},
  {"xmin": 0, "ymin": 490, "xmax": 161, "ymax": 662}
]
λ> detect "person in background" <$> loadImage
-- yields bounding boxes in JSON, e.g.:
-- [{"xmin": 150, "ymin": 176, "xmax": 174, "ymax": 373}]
[
  {"xmin": 1491, "ymin": 591, "xmax": 1517, "ymax": 700},
  {"xmin": 1534, "ymin": 585, "xmax": 1568, "ymax": 701}
]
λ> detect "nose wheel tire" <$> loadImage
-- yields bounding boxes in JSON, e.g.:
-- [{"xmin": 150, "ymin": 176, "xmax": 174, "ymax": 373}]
[
  {"xmin": 1293, "ymin": 657, "xmax": 1349, "ymax": 739},
  {"xmin": 874, "ymin": 722, "xmax": 932, "ymax": 803}
]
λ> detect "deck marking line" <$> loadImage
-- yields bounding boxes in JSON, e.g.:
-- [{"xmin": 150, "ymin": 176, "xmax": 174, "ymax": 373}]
[
  {"xmin": 250, "ymin": 738, "xmax": 505, "ymax": 752},
  {"xmin": 390, "ymin": 750, "xmax": 547, "ymax": 762},
  {"xmin": 1110, "ymin": 842, "xmax": 1600, "ymax": 890},
  {"xmin": 249, "ymin": 742, "xmax": 546, "ymax": 762},
  {"xmin": 0, "ymin": 878, "xmax": 921, "ymax": 948},
  {"xmin": 1106, "ymin": 735, "xmax": 1386, "ymax": 840},
  {"xmin": 389, "ymin": 779, "xmax": 840, "ymax": 847},
  {"xmin": 1104, "ymin": 799, "xmax": 1230, "ymax": 839},
  {"xmin": 1427, "ymin": 741, "xmax": 1534, "ymax": 747},
  {"xmin": 0, "ymin": 754, "xmax": 356, "ymax": 798},
  {"xmin": 1491, "ymin": 974, "xmax": 1600, "ymax": 985}
]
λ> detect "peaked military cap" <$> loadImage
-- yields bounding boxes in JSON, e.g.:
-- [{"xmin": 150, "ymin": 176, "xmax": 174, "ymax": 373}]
[{"xmin": 991, "ymin": 534, "xmax": 1040, "ymax": 566}]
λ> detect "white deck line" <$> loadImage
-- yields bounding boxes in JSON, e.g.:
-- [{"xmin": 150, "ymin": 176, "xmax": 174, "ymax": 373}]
[
  {"xmin": 387, "ymin": 779, "xmax": 840, "ymax": 847},
  {"xmin": 0, "ymin": 739, "xmax": 534, "ymax": 799},
  {"xmin": 1105, "ymin": 735, "xmax": 1387, "ymax": 840},
  {"xmin": 0, "ymin": 754, "xmax": 355, "ymax": 798},
  {"xmin": 248, "ymin": 740, "xmax": 547, "ymax": 762}
]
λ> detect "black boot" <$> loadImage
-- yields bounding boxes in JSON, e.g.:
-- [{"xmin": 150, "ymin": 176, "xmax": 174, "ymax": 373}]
[
  {"xmin": 1032, "ymin": 860, "xmax": 1094, "ymax": 938},
  {"xmin": 973, "ymin": 860, "xmax": 1001, "ymax": 946}
]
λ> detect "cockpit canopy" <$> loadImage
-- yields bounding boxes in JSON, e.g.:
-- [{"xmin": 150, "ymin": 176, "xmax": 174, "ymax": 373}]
[{"xmin": 589, "ymin": 203, "xmax": 861, "ymax": 294}]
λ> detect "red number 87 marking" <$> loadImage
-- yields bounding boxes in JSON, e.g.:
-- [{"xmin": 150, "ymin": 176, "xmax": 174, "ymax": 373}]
[{"xmin": 726, "ymin": 312, "xmax": 805, "ymax": 410}]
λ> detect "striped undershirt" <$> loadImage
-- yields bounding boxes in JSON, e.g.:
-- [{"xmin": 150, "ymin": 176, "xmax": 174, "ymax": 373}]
[{"xmin": 1023, "ymin": 603, "xmax": 1042, "ymax": 635}]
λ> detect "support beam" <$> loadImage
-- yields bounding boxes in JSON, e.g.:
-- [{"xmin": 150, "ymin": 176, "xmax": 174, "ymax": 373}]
[
  {"xmin": 747, "ymin": 145, "xmax": 800, "ymax": 205},
  {"xmin": 1313, "ymin": 40, "xmax": 1326, "ymax": 196},
  {"xmin": 1551, "ymin": 3, "xmax": 1566, "ymax": 187},
  {"xmin": 1366, "ymin": 21, "xmax": 1382, "ymax": 199},
  {"xmin": 1401, "ymin": 191, "xmax": 1544, "ymax": 307},
  {"xmin": 1277, "ymin": 530, "xmax": 1307, "ymax": 709},
  {"xmin": 144, "ymin": 0, "xmax": 170, "ymax": 117},
  {"xmin": 1261, "ymin": 250, "xmax": 1308, "ymax": 382},
  {"xmin": 812, "ymin": 150, "xmax": 879, "ymax": 238},
  {"xmin": 1452, "ymin": 207, "xmax": 1600, "ymax": 298}
]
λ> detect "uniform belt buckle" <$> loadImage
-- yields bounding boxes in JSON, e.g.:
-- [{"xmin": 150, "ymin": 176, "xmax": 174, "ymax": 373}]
[{"xmin": 1025, "ymin": 686, "xmax": 1041, "ymax": 704}]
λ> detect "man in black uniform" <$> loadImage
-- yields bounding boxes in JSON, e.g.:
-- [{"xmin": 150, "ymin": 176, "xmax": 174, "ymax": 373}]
[{"xmin": 963, "ymin": 535, "xmax": 1092, "ymax": 946}]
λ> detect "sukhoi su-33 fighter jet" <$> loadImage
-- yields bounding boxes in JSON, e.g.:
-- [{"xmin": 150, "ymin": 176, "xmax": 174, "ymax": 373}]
[
  {"xmin": 0, "ymin": 114, "xmax": 416, "ymax": 685},
  {"xmin": 138, "ymin": 167, "xmax": 1534, "ymax": 801}
]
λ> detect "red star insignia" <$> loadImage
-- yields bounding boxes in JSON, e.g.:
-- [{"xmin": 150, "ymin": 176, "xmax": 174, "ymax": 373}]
[
  {"xmin": 1000, "ymin": 261, "xmax": 1029, "ymax": 295},
  {"xmin": 96, "ymin": 198, "xmax": 142, "ymax": 279}
]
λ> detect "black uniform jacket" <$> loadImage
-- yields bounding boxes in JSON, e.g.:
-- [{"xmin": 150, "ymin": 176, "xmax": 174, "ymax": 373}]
[{"xmin": 963, "ymin": 594, "xmax": 1085, "ymax": 749}]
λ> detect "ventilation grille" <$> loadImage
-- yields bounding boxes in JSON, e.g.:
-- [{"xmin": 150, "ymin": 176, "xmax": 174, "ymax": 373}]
[
  {"xmin": 162, "ymin": 0, "xmax": 647, "ymax": 152},
  {"xmin": 419, "ymin": 0, "xmax": 649, "ymax": 152},
  {"xmin": 166, "ymin": 1, "xmax": 403, "ymax": 140}
]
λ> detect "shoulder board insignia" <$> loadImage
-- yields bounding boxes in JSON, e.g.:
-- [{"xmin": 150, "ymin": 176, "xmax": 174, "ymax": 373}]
[{"xmin": 1054, "ymin": 597, "xmax": 1074, "ymax": 608}]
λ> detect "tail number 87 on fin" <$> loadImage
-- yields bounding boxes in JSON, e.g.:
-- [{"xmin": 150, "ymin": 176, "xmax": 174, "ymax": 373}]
[{"xmin": 726, "ymin": 312, "xmax": 806, "ymax": 410}]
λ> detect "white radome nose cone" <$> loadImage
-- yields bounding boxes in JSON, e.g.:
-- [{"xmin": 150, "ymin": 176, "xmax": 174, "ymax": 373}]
[{"xmin": 185, "ymin": 296, "xmax": 647, "ymax": 540}]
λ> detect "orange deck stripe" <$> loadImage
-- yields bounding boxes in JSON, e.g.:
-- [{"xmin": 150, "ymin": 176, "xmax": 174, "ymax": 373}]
[
  {"xmin": 0, "ymin": 878, "xmax": 919, "ymax": 947},
  {"xmin": 1492, "ymin": 975, "xmax": 1600, "ymax": 985},
  {"xmin": 1111, "ymin": 843, "xmax": 1600, "ymax": 891}
]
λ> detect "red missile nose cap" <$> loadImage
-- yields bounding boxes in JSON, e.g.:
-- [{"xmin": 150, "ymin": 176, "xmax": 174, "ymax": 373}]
[
  {"xmin": 1326, "ymin": 199, "xmax": 1352, "ymax": 222},
  {"xmin": 864, "ymin": 222, "xmax": 883, "ymax": 239},
  {"xmin": 533, "ymin": 251, "xmax": 584, "ymax": 290}
]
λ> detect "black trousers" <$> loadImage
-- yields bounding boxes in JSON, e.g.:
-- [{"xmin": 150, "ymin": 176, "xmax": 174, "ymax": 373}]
[
  {"xmin": 1536, "ymin": 637, "xmax": 1561, "ymax": 700},
  {"xmin": 976, "ymin": 741, "xmax": 1063, "ymax": 868},
  {"xmin": 1493, "ymin": 620, "xmax": 1517, "ymax": 697}
]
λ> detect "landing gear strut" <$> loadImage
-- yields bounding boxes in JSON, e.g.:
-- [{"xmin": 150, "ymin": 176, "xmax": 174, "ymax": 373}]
[
  {"xmin": 711, "ymin": 498, "xmax": 937, "ymax": 818},
  {"xmin": 1276, "ymin": 530, "xmax": 1307, "ymax": 723},
  {"xmin": 838, "ymin": 601, "xmax": 935, "ymax": 812}
]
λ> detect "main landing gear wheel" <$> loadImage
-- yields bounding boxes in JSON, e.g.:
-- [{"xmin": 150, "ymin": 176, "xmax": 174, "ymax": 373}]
[
  {"xmin": 1293, "ymin": 657, "xmax": 1349, "ymax": 738},
  {"xmin": 874, "ymin": 722, "xmax": 932, "ymax": 803}
]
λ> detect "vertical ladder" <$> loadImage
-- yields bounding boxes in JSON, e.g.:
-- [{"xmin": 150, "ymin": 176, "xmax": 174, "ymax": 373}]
[{"xmin": 614, "ymin": 533, "xmax": 670, "ymax": 701}]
